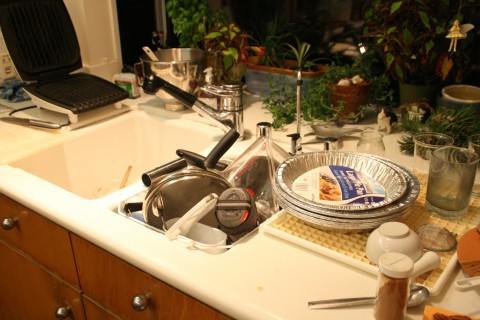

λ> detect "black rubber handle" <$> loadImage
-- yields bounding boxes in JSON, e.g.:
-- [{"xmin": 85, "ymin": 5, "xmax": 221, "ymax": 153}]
[
  {"xmin": 141, "ymin": 158, "xmax": 187, "ymax": 187},
  {"xmin": 176, "ymin": 129, "xmax": 239, "ymax": 170},
  {"xmin": 204, "ymin": 129, "xmax": 239, "ymax": 169},
  {"xmin": 142, "ymin": 74, "xmax": 197, "ymax": 107},
  {"xmin": 176, "ymin": 149, "xmax": 207, "ymax": 169}
]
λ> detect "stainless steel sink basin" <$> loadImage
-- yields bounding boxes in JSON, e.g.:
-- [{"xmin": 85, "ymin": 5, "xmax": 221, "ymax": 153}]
[{"xmin": 9, "ymin": 109, "xmax": 223, "ymax": 200}]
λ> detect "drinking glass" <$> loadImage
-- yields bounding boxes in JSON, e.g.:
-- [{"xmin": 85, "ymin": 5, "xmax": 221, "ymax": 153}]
[
  {"xmin": 412, "ymin": 133, "xmax": 454, "ymax": 186},
  {"xmin": 468, "ymin": 134, "xmax": 480, "ymax": 198},
  {"xmin": 425, "ymin": 146, "xmax": 478, "ymax": 219},
  {"xmin": 356, "ymin": 131, "xmax": 385, "ymax": 157}
]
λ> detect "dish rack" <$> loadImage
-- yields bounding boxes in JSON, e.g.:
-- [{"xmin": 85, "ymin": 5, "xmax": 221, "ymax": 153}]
[{"xmin": 263, "ymin": 181, "xmax": 480, "ymax": 296}]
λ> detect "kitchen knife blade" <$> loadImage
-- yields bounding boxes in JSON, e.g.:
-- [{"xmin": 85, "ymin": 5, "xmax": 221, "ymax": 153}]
[{"xmin": 0, "ymin": 116, "xmax": 61, "ymax": 129}]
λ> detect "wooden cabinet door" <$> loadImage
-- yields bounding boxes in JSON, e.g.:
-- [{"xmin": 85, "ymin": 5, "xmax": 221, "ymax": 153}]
[
  {"xmin": 0, "ymin": 240, "xmax": 85, "ymax": 320},
  {"xmin": 83, "ymin": 295, "xmax": 124, "ymax": 320},
  {"xmin": 0, "ymin": 194, "xmax": 79, "ymax": 287},
  {"xmin": 71, "ymin": 234, "xmax": 232, "ymax": 320}
]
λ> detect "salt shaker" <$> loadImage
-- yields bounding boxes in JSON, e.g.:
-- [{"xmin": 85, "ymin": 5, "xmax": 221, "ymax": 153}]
[
  {"xmin": 374, "ymin": 252, "xmax": 414, "ymax": 320},
  {"xmin": 357, "ymin": 131, "xmax": 386, "ymax": 157}
]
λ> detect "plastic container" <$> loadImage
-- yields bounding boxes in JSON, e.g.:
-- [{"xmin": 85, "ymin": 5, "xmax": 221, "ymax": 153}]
[
  {"xmin": 374, "ymin": 252, "xmax": 414, "ymax": 320},
  {"xmin": 113, "ymin": 73, "xmax": 140, "ymax": 98}
]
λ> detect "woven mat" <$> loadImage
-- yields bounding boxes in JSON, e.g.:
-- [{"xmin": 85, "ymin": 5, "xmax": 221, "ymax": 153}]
[{"xmin": 266, "ymin": 179, "xmax": 480, "ymax": 294}]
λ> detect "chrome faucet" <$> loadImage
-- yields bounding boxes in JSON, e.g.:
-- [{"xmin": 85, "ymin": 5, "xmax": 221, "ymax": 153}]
[{"xmin": 142, "ymin": 74, "xmax": 244, "ymax": 140}]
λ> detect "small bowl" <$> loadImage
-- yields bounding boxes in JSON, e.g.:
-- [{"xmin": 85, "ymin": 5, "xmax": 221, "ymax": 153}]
[{"xmin": 366, "ymin": 221, "xmax": 423, "ymax": 265}]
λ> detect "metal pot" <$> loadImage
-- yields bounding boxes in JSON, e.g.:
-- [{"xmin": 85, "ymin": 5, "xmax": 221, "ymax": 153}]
[
  {"xmin": 142, "ymin": 129, "xmax": 238, "ymax": 231},
  {"xmin": 135, "ymin": 48, "xmax": 206, "ymax": 110}
]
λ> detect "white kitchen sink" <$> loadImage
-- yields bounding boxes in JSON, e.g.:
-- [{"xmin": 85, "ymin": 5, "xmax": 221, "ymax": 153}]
[{"xmin": 9, "ymin": 109, "xmax": 224, "ymax": 200}]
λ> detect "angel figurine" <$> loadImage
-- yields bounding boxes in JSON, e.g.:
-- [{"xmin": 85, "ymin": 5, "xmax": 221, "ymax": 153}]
[{"xmin": 447, "ymin": 19, "xmax": 475, "ymax": 52}]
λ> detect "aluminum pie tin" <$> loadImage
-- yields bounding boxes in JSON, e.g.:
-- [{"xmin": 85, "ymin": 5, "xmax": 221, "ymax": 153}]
[
  {"xmin": 274, "ymin": 155, "xmax": 420, "ymax": 232},
  {"xmin": 275, "ymin": 152, "xmax": 408, "ymax": 213}
]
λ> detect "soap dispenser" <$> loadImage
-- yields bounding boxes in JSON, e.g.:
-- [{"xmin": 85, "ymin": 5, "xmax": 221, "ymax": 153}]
[
  {"xmin": 198, "ymin": 67, "xmax": 219, "ymax": 110},
  {"xmin": 219, "ymin": 122, "xmax": 290, "ymax": 220}
]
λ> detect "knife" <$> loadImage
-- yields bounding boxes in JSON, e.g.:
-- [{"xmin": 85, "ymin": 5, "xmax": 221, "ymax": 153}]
[{"xmin": 0, "ymin": 116, "xmax": 62, "ymax": 129}]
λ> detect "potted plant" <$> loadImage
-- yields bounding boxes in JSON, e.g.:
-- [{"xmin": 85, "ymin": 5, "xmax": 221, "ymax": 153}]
[
  {"xmin": 264, "ymin": 50, "xmax": 394, "ymax": 128},
  {"xmin": 362, "ymin": 0, "xmax": 480, "ymax": 105},
  {"xmin": 245, "ymin": 34, "xmax": 328, "ymax": 96},
  {"xmin": 165, "ymin": 0, "xmax": 218, "ymax": 48},
  {"xmin": 203, "ymin": 22, "xmax": 250, "ymax": 82}
]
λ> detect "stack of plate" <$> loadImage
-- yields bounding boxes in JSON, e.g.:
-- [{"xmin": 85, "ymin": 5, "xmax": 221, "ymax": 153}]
[{"xmin": 273, "ymin": 152, "xmax": 420, "ymax": 232}]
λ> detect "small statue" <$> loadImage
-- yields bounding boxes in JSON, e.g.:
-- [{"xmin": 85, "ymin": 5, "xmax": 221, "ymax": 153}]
[
  {"xmin": 446, "ymin": 19, "xmax": 475, "ymax": 52},
  {"xmin": 377, "ymin": 108, "xmax": 398, "ymax": 134}
]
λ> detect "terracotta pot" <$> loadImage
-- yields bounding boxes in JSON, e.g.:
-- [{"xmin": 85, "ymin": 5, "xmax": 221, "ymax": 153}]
[{"xmin": 328, "ymin": 81, "xmax": 372, "ymax": 118}]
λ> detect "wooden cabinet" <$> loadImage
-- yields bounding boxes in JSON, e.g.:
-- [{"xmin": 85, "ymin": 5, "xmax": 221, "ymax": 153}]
[
  {"xmin": 71, "ymin": 234, "xmax": 232, "ymax": 320},
  {"xmin": 82, "ymin": 296, "xmax": 123, "ymax": 320},
  {"xmin": 0, "ymin": 194, "xmax": 79, "ymax": 286},
  {"xmin": 0, "ymin": 194, "xmax": 232, "ymax": 320},
  {"xmin": 0, "ymin": 240, "xmax": 85, "ymax": 320},
  {"xmin": 0, "ymin": 194, "xmax": 83, "ymax": 320}
]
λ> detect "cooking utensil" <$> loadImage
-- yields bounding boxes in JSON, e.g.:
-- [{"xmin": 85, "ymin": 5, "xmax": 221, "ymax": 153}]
[
  {"xmin": 142, "ymin": 46, "xmax": 159, "ymax": 61},
  {"xmin": 143, "ymin": 129, "xmax": 239, "ymax": 230},
  {"xmin": 308, "ymin": 284, "xmax": 430, "ymax": 309},
  {"xmin": 455, "ymin": 275, "xmax": 480, "ymax": 291},
  {"xmin": 0, "ymin": 116, "xmax": 61, "ymax": 129},
  {"xmin": 141, "ymin": 128, "xmax": 237, "ymax": 187},
  {"xmin": 136, "ymin": 48, "xmax": 206, "ymax": 111},
  {"xmin": 305, "ymin": 123, "xmax": 362, "ymax": 139},
  {"xmin": 141, "ymin": 157, "xmax": 228, "ymax": 187}
]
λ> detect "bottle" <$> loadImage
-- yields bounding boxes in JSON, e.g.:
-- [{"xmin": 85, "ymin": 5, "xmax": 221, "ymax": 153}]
[
  {"xmin": 357, "ymin": 131, "xmax": 386, "ymax": 157},
  {"xmin": 374, "ymin": 252, "xmax": 414, "ymax": 320},
  {"xmin": 113, "ymin": 73, "xmax": 140, "ymax": 98},
  {"xmin": 219, "ymin": 122, "xmax": 290, "ymax": 220},
  {"xmin": 198, "ymin": 67, "xmax": 219, "ymax": 110}
]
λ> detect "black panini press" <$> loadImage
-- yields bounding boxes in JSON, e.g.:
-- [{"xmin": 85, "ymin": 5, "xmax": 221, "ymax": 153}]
[{"xmin": 0, "ymin": 0, "xmax": 129, "ymax": 128}]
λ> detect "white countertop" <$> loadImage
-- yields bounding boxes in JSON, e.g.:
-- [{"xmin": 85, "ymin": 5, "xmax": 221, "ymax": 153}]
[{"xmin": 1, "ymin": 93, "xmax": 479, "ymax": 320}]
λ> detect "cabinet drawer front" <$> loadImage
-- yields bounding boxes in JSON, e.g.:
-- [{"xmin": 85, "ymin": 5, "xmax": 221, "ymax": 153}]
[
  {"xmin": 0, "ymin": 194, "xmax": 79, "ymax": 287},
  {"xmin": 0, "ymin": 241, "xmax": 85, "ymax": 320},
  {"xmin": 71, "ymin": 234, "xmax": 231, "ymax": 320},
  {"xmin": 83, "ymin": 295, "xmax": 124, "ymax": 320}
]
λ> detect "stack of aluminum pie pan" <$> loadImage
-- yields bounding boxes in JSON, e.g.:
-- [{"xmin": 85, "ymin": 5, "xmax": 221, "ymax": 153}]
[{"xmin": 273, "ymin": 152, "xmax": 420, "ymax": 232}]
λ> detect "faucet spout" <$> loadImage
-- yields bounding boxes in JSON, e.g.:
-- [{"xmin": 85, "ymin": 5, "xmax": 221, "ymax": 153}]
[{"xmin": 142, "ymin": 74, "xmax": 244, "ymax": 140}]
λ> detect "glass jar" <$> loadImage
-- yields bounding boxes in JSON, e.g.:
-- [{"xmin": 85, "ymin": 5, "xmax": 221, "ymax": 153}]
[
  {"xmin": 357, "ymin": 131, "xmax": 386, "ymax": 156},
  {"xmin": 374, "ymin": 252, "xmax": 414, "ymax": 320}
]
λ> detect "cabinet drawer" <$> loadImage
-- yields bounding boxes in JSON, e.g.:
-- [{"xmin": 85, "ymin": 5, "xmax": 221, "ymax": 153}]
[
  {"xmin": 71, "ymin": 234, "xmax": 232, "ymax": 320},
  {"xmin": 0, "ymin": 194, "xmax": 79, "ymax": 286},
  {"xmin": 0, "ymin": 240, "xmax": 84, "ymax": 320},
  {"xmin": 83, "ymin": 295, "xmax": 124, "ymax": 320}
]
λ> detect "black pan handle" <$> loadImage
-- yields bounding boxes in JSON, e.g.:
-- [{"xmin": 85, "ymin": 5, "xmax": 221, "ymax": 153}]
[
  {"xmin": 204, "ymin": 129, "xmax": 239, "ymax": 169},
  {"xmin": 142, "ymin": 74, "xmax": 197, "ymax": 107},
  {"xmin": 177, "ymin": 128, "xmax": 239, "ymax": 170}
]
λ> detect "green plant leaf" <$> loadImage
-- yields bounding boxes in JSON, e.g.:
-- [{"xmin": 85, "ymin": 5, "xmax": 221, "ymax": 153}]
[
  {"xmin": 387, "ymin": 26, "xmax": 397, "ymax": 35},
  {"xmin": 401, "ymin": 28, "xmax": 414, "ymax": 47},
  {"xmin": 204, "ymin": 31, "xmax": 222, "ymax": 39},
  {"xmin": 390, "ymin": 1, "xmax": 403, "ymax": 14},
  {"xmin": 425, "ymin": 40, "xmax": 434, "ymax": 55},
  {"xmin": 418, "ymin": 11, "xmax": 431, "ymax": 29},
  {"xmin": 386, "ymin": 53, "xmax": 395, "ymax": 69}
]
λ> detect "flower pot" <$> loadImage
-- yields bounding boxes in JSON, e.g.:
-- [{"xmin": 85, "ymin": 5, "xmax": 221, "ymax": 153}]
[
  {"xmin": 244, "ymin": 60, "xmax": 327, "ymax": 95},
  {"xmin": 328, "ymin": 81, "xmax": 372, "ymax": 120}
]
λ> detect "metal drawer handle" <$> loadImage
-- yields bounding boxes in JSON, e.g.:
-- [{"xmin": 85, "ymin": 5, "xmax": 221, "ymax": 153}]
[
  {"xmin": 1, "ymin": 217, "xmax": 18, "ymax": 231},
  {"xmin": 131, "ymin": 293, "xmax": 151, "ymax": 312},
  {"xmin": 55, "ymin": 305, "xmax": 71, "ymax": 319}
]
